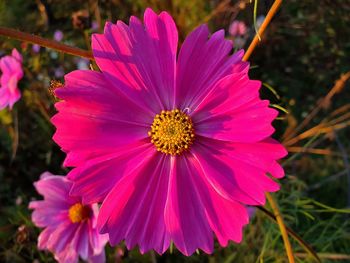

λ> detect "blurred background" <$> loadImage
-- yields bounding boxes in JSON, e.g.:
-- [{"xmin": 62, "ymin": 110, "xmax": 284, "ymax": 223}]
[{"xmin": 0, "ymin": 0, "xmax": 349, "ymax": 262}]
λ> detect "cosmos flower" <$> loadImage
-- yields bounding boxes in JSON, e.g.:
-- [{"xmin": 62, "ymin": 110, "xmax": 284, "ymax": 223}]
[
  {"xmin": 229, "ymin": 20, "xmax": 247, "ymax": 37},
  {"xmin": 54, "ymin": 30, "xmax": 64, "ymax": 42},
  {"xmin": 32, "ymin": 44, "xmax": 41, "ymax": 53},
  {"xmin": 0, "ymin": 48, "xmax": 23, "ymax": 110},
  {"xmin": 51, "ymin": 8, "xmax": 287, "ymax": 255},
  {"xmin": 29, "ymin": 172, "xmax": 108, "ymax": 263}
]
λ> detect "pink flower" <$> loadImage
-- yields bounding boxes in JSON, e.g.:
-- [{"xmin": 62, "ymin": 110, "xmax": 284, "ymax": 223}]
[
  {"xmin": 32, "ymin": 44, "xmax": 41, "ymax": 53},
  {"xmin": 229, "ymin": 20, "xmax": 247, "ymax": 37},
  {"xmin": 54, "ymin": 30, "xmax": 64, "ymax": 42},
  {"xmin": 29, "ymin": 172, "xmax": 108, "ymax": 263},
  {"xmin": 52, "ymin": 8, "xmax": 287, "ymax": 256},
  {"xmin": 0, "ymin": 49, "xmax": 23, "ymax": 110}
]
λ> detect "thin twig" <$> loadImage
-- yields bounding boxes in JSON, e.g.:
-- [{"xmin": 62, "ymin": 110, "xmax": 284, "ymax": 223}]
[
  {"xmin": 257, "ymin": 206, "xmax": 321, "ymax": 262},
  {"xmin": 295, "ymin": 252, "xmax": 350, "ymax": 260},
  {"xmin": 242, "ymin": 0, "xmax": 282, "ymax": 61},
  {"xmin": 308, "ymin": 169, "xmax": 349, "ymax": 191},
  {"xmin": 266, "ymin": 193, "xmax": 295, "ymax": 263},
  {"xmin": 284, "ymin": 71, "xmax": 350, "ymax": 141},
  {"xmin": 286, "ymin": 147, "xmax": 332, "ymax": 155},
  {"xmin": 0, "ymin": 27, "xmax": 93, "ymax": 60}
]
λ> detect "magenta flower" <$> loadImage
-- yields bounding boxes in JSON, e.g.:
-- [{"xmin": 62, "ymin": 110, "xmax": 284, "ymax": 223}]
[
  {"xmin": 54, "ymin": 30, "xmax": 64, "ymax": 42},
  {"xmin": 0, "ymin": 48, "xmax": 23, "ymax": 110},
  {"xmin": 32, "ymin": 44, "xmax": 41, "ymax": 53},
  {"xmin": 29, "ymin": 172, "xmax": 108, "ymax": 263},
  {"xmin": 52, "ymin": 8, "xmax": 287, "ymax": 255},
  {"xmin": 229, "ymin": 20, "xmax": 247, "ymax": 37}
]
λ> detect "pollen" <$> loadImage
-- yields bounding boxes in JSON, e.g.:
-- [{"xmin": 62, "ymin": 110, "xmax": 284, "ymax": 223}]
[
  {"xmin": 68, "ymin": 203, "xmax": 90, "ymax": 223},
  {"xmin": 149, "ymin": 109, "xmax": 195, "ymax": 155}
]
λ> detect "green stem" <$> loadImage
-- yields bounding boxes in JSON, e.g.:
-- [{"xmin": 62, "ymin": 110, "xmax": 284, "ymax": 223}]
[{"xmin": 258, "ymin": 206, "xmax": 321, "ymax": 262}]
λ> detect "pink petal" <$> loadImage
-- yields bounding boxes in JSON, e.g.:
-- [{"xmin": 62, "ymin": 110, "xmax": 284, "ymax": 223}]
[
  {"xmin": 11, "ymin": 48, "xmax": 23, "ymax": 63},
  {"xmin": 30, "ymin": 201, "xmax": 69, "ymax": 227},
  {"xmin": 176, "ymin": 24, "xmax": 244, "ymax": 110},
  {"xmin": 164, "ymin": 155, "xmax": 213, "ymax": 256},
  {"xmin": 193, "ymin": 73, "xmax": 261, "ymax": 116},
  {"xmin": 38, "ymin": 227, "xmax": 53, "ymax": 250},
  {"xmin": 33, "ymin": 175, "xmax": 72, "ymax": 203},
  {"xmin": 68, "ymin": 140, "xmax": 154, "ymax": 204},
  {"xmin": 55, "ymin": 247, "xmax": 79, "ymax": 263},
  {"xmin": 52, "ymin": 70, "xmax": 150, "ymax": 166},
  {"xmin": 0, "ymin": 56, "xmax": 23, "ymax": 85},
  {"xmin": 88, "ymin": 218, "xmax": 108, "ymax": 255},
  {"xmin": 92, "ymin": 8, "xmax": 177, "ymax": 112},
  {"xmin": 7, "ymin": 75, "xmax": 21, "ymax": 109},
  {"xmin": 98, "ymin": 152, "xmax": 171, "ymax": 254},
  {"xmin": 47, "ymin": 221, "xmax": 78, "ymax": 253},
  {"xmin": 184, "ymin": 155, "xmax": 249, "ymax": 246},
  {"xmin": 190, "ymin": 143, "xmax": 263, "ymax": 205},
  {"xmin": 225, "ymin": 138, "xmax": 287, "ymax": 178},
  {"xmin": 195, "ymin": 99, "xmax": 278, "ymax": 143},
  {"xmin": 88, "ymin": 249, "xmax": 106, "ymax": 263},
  {"xmin": 193, "ymin": 137, "xmax": 282, "ymax": 205},
  {"xmin": 72, "ymin": 222, "xmax": 92, "ymax": 260},
  {"xmin": 0, "ymin": 87, "xmax": 10, "ymax": 110}
]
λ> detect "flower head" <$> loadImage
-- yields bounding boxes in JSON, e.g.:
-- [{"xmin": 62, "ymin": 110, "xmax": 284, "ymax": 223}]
[
  {"xmin": 52, "ymin": 8, "xmax": 287, "ymax": 256},
  {"xmin": 54, "ymin": 30, "xmax": 64, "ymax": 42},
  {"xmin": 0, "ymin": 48, "xmax": 23, "ymax": 110},
  {"xmin": 29, "ymin": 172, "xmax": 108, "ymax": 263},
  {"xmin": 229, "ymin": 20, "xmax": 247, "ymax": 37},
  {"xmin": 32, "ymin": 44, "xmax": 41, "ymax": 53}
]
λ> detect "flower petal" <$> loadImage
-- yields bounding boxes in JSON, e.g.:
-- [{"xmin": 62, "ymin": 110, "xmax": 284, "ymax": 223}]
[
  {"xmin": 68, "ymin": 140, "xmax": 154, "ymax": 204},
  {"xmin": 37, "ymin": 227, "xmax": 53, "ymax": 250},
  {"xmin": 190, "ymin": 143, "xmax": 263, "ymax": 205},
  {"xmin": 193, "ymin": 73, "xmax": 261, "ymax": 117},
  {"xmin": 193, "ymin": 137, "xmax": 282, "ymax": 205},
  {"xmin": 98, "ymin": 152, "xmax": 171, "ymax": 254},
  {"xmin": 183, "ymin": 154, "xmax": 249, "ymax": 246},
  {"xmin": 92, "ymin": 8, "xmax": 178, "ymax": 112},
  {"xmin": 33, "ymin": 174, "xmax": 72, "ymax": 203},
  {"xmin": 52, "ymin": 70, "xmax": 150, "ymax": 167},
  {"xmin": 0, "ymin": 87, "xmax": 10, "ymax": 110},
  {"xmin": 164, "ymin": 155, "xmax": 213, "ymax": 256},
  {"xmin": 47, "ymin": 221, "xmax": 78, "ymax": 253},
  {"xmin": 30, "ymin": 201, "xmax": 69, "ymax": 227},
  {"xmin": 176, "ymin": 25, "xmax": 244, "ymax": 110},
  {"xmin": 195, "ymin": 99, "xmax": 278, "ymax": 143}
]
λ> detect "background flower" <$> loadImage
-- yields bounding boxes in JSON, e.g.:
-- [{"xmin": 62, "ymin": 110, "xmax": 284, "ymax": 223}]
[
  {"xmin": 0, "ymin": 48, "xmax": 23, "ymax": 110},
  {"xmin": 29, "ymin": 172, "xmax": 108, "ymax": 263},
  {"xmin": 54, "ymin": 30, "xmax": 64, "ymax": 42},
  {"xmin": 229, "ymin": 20, "xmax": 247, "ymax": 37}
]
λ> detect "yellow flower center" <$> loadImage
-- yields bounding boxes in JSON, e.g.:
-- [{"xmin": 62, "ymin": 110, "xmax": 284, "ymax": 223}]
[
  {"xmin": 68, "ymin": 203, "xmax": 90, "ymax": 223},
  {"xmin": 148, "ymin": 109, "xmax": 195, "ymax": 155}
]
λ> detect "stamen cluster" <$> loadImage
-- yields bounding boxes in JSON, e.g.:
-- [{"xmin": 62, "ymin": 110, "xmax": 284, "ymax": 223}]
[
  {"xmin": 149, "ymin": 109, "xmax": 195, "ymax": 155},
  {"xmin": 68, "ymin": 203, "xmax": 90, "ymax": 223}
]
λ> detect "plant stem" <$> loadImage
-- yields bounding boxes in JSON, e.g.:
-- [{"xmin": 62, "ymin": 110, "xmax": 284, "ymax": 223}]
[
  {"xmin": 243, "ymin": 0, "xmax": 282, "ymax": 61},
  {"xmin": 0, "ymin": 27, "xmax": 93, "ymax": 60},
  {"xmin": 258, "ymin": 206, "xmax": 321, "ymax": 262},
  {"xmin": 266, "ymin": 193, "xmax": 295, "ymax": 263}
]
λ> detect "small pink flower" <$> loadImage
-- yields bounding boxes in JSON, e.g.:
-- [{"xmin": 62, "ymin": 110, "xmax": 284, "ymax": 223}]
[
  {"xmin": 52, "ymin": 8, "xmax": 287, "ymax": 255},
  {"xmin": 0, "ymin": 49, "xmax": 23, "ymax": 110},
  {"xmin": 29, "ymin": 172, "xmax": 108, "ymax": 263},
  {"xmin": 54, "ymin": 30, "xmax": 64, "ymax": 42},
  {"xmin": 229, "ymin": 20, "xmax": 247, "ymax": 37},
  {"xmin": 32, "ymin": 44, "xmax": 41, "ymax": 53}
]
